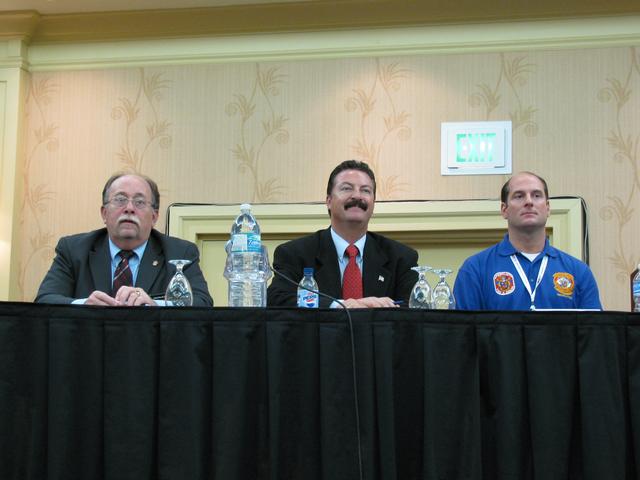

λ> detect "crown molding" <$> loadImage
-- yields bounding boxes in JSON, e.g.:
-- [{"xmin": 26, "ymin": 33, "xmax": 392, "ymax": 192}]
[
  {"xmin": 1, "ymin": 0, "xmax": 640, "ymax": 45},
  {"xmin": 0, "ymin": 11, "xmax": 40, "ymax": 42},
  {"xmin": 23, "ymin": 15, "xmax": 640, "ymax": 72}
]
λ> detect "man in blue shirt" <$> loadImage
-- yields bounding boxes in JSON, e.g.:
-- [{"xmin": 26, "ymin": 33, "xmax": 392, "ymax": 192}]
[{"xmin": 454, "ymin": 172, "xmax": 602, "ymax": 310}]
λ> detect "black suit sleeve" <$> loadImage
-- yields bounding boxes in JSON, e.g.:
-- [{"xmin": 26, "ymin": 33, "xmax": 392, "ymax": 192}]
[
  {"xmin": 35, "ymin": 237, "xmax": 78, "ymax": 304},
  {"xmin": 180, "ymin": 242, "xmax": 214, "ymax": 307},
  {"xmin": 394, "ymin": 246, "xmax": 419, "ymax": 304},
  {"xmin": 267, "ymin": 242, "xmax": 305, "ymax": 307}
]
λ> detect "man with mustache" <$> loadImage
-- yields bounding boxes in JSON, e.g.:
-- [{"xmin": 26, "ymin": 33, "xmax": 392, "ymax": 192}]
[
  {"xmin": 36, "ymin": 173, "xmax": 213, "ymax": 306},
  {"xmin": 267, "ymin": 160, "xmax": 418, "ymax": 308},
  {"xmin": 454, "ymin": 171, "xmax": 601, "ymax": 310}
]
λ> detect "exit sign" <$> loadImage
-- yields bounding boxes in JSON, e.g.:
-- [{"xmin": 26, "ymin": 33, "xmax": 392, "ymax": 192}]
[{"xmin": 441, "ymin": 121, "xmax": 512, "ymax": 176}]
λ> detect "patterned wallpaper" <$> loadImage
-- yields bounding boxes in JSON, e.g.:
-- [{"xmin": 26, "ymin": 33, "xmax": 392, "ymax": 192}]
[
  {"xmin": 598, "ymin": 48, "xmax": 640, "ymax": 284},
  {"xmin": 226, "ymin": 64, "xmax": 290, "ymax": 202},
  {"xmin": 19, "ymin": 45, "xmax": 640, "ymax": 309}
]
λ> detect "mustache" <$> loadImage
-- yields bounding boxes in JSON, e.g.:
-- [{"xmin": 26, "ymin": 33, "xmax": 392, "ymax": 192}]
[
  {"xmin": 344, "ymin": 199, "xmax": 368, "ymax": 211},
  {"xmin": 117, "ymin": 215, "xmax": 140, "ymax": 226}
]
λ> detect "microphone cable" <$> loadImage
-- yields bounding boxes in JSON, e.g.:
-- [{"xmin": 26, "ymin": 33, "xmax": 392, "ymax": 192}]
[
  {"xmin": 548, "ymin": 195, "xmax": 591, "ymax": 265},
  {"xmin": 269, "ymin": 266, "xmax": 364, "ymax": 480}
]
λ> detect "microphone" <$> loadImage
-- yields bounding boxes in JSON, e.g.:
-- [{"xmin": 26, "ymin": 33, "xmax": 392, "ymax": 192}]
[{"xmin": 268, "ymin": 265, "xmax": 364, "ymax": 480}]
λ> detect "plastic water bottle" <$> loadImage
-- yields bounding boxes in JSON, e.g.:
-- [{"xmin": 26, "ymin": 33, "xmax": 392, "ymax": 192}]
[
  {"xmin": 632, "ymin": 263, "xmax": 640, "ymax": 312},
  {"xmin": 297, "ymin": 268, "xmax": 319, "ymax": 308},
  {"xmin": 223, "ymin": 204, "xmax": 270, "ymax": 307}
]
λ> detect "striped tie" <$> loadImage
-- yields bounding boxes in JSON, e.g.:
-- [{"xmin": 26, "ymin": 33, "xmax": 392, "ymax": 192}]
[{"xmin": 112, "ymin": 250, "xmax": 134, "ymax": 295}]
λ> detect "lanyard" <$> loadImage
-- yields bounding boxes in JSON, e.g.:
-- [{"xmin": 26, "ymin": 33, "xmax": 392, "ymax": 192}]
[{"xmin": 510, "ymin": 254, "xmax": 548, "ymax": 310}]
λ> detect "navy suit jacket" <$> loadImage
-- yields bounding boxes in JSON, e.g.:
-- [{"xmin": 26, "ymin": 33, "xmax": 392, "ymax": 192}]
[
  {"xmin": 267, "ymin": 228, "xmax": 418, "ymax": 307},
  {"xmin": 35, "ymin": 228, "xmax": 213, "ymax": 306}
]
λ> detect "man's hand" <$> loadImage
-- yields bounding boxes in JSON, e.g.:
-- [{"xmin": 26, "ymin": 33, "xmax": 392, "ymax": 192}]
[
  {"xmin": 342, "ymin": 296, "xmax": 399, "ymax": 308},
  {"xmin": 114, "ymin": 286, "xmax": 157, "ymax": 306},
  {"xmin": 85, "ymin": 290, "xmax": 120, "ymax": 306},
  {"xmin": 84, "ymin": 288, "xmax": 157, "ymax": 306}
]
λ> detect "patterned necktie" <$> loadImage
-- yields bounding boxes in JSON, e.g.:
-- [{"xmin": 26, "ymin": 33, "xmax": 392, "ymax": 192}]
[
  {"xmin": 342, "ymin": 244, "xmax": 363, "ymax": 300},
  {"xmin": 112, "ymin": 250, "xmax": 134, "ymax": 295}
]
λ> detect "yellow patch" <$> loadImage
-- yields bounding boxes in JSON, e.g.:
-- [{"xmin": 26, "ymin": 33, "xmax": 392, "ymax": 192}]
[{"xmin": 553, "ymin": 272, "xmax": 575, "ymax": 297}]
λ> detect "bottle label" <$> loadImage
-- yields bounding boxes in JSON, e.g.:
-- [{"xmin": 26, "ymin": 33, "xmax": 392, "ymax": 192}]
[
  {"xmin": 298, "ymin": 290, "xmax": 319, "ymax": 308},
  {"xmin": 231, "ymin": 233, "xmax": 261, "ymax": 253},
  {"xmin": 634, "ymin": 281, "xmax": 640, "ymax": 296}
]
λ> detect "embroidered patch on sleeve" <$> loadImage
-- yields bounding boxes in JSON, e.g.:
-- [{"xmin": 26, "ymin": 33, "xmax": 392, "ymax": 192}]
[
  {"xmin": 553, "ymin": 272, "xmax": 575, "ymax": 297},
  {"xmin": 493, "ymin": 272, "xmax": 515, "ymax": 295}
]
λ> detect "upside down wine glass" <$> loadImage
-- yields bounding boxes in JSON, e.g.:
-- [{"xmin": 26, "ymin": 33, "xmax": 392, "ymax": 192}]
[
  {"xmin": 409, "ymin": 266, "xmax": 433, "ymax": 309},
  {"xmin": 431, "ymin": 268, "xmax": 456, "ymax": 310},
  {"xmin": 165, "ymin": 259, "xmax": 193, "ymax": 306}
]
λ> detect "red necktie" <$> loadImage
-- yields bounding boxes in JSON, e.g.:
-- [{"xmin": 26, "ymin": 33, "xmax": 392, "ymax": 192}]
[
  {"xmin": 342, "ymin": 244, "xmax": 363, "ymax": 299},
  {"xmin": 112, "ymin": 250, "xmax": 134, "ymax": 295}
]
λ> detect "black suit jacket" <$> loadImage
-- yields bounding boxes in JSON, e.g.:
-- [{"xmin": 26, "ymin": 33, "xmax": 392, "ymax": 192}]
[
  {"xmin": 267, "ymin": 228, "xmax": 418, "ymax": 307},
  {"xmin": 35, "ymin": 228, "xmax": 213, "ymax": 306}
]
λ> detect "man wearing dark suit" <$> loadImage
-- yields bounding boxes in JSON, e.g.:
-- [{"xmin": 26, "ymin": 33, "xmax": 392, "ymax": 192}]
[
  {"xmin": 267, "ymin": 160, "xmax": 418, "ymax": 308},
  {"xmin": 36, "ymin": 173, "xmax": 212, "ymax": 307}
]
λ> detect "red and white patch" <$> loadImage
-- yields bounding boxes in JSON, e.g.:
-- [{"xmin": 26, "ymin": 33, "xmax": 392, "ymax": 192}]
[{"xmin": 493, "ymin": 272, "xmax": 516, "ymax": 295}]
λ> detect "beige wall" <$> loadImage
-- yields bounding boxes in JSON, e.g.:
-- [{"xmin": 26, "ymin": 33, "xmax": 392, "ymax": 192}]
[{"xmin": 6, "ymin": 24, "xmax": 640, "ymax": 309}]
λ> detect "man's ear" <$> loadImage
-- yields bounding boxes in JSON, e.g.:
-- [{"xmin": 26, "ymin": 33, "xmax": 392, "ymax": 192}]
[
  {"xmin": 500, "ymin": 202, "xmax": 508, "ymax": 219},
  {"xmin": 100, "ymin": 206, "xmax": 107, "ymax": 224}
]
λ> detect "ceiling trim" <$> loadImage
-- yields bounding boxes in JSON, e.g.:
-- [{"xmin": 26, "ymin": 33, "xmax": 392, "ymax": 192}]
[
  {"xmin": 0, "ymin": 11, "xmax": 40, "ymax": 42},
  {"xmin": 2, "ymin": 0, "xmax": 640, "ymax": 44},
  {"xmin": 19, "ymin": 15, "xmax": 640, "ymax": 72}
]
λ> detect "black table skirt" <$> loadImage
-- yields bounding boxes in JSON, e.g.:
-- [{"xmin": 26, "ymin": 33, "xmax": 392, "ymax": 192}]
[{"xmin": 1, "ymin": 302, "xmax": 639, "ymax": 480}]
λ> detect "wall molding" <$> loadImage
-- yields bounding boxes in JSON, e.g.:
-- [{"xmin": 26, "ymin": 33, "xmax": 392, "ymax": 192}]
[
  {"xmin": 0, "ymin": 39, "xmax": 29, "ymax": 69},
  {"xmin": 16, "ymin": 15, "xmax": 640, "ymax": 71},
  {"xmin": 0, "ymin": 11, "xmax": 39, "ymax": 42},
  {"xmin": 0, "ymin": 68, "xmax": 27, "ymax": 301},
  {"xmin": 11, "ymin": 0, "xmax": 640, "ymax": 45},
  {"xmin": 167, "ymin": 199, "xmax": 583, "ymax": 306}
]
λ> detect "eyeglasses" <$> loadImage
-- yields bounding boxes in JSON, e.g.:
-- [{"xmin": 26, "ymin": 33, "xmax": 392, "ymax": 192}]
[{"xmin": 106, "ymin": 195, "xmax": 154, "ymax": 210}]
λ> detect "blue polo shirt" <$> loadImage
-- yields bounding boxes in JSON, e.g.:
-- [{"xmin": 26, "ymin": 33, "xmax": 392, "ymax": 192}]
[{"xmin": 454, "ymin": 234, "xmax": 602, "ymax": 310}]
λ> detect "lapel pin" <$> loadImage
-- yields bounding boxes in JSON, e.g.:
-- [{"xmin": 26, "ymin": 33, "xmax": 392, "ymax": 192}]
[
  {"xmin": 378, "ymin": 275, "xmax": 385, "ymax": 282},
  {"xmin": 153, "ymin": 260, "xmax": 159, "ymax": 267}
]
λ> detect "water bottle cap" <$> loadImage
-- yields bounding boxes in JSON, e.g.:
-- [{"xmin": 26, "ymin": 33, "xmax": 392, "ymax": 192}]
[
  {"xmin": 303, "ymin": 267, "xmax": 314, "ymax": 276},
  {"xmin": 240, "ymin": 203, "xmax": 252, "ymax": 212}
]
